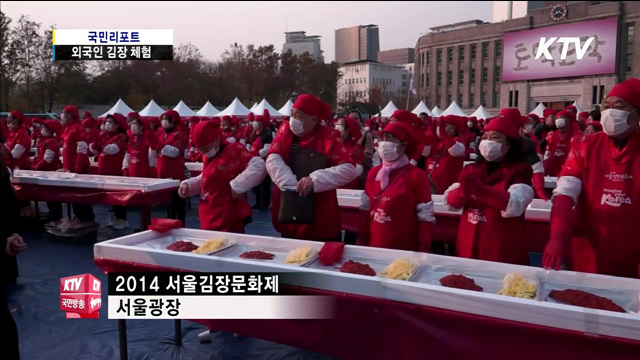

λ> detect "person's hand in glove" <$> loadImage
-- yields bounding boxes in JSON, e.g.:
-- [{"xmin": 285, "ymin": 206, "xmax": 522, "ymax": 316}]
[
  {"xmin": 542, "ymin": 195, "xmax": 574, "ymax": 271},
  {"xmin": 319, "ymin": 242, "xmax": 345, "ymax": 266}
]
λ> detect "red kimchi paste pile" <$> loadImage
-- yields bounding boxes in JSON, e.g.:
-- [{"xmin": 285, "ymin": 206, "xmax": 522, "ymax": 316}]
[
  {"xmin": 240, "ymin": 251, "xmax": 275, "ymax": 260},
  {"xmin": 339, "ymin": 260, "xmax": 376, "ymax": 276},
  {"xmin": 166, "ymin": 241, "xmax": 199, "ymax": 252},
  {"xmin": 440, "ymin": 274, "xmax": 484, "ymax": 292},
  {"xmin": 549, "ymin": 289, "xmax": 626, "ymax": 313}
]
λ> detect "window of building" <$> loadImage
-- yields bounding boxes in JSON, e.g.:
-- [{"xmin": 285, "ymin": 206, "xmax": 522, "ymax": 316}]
[
  {"xmin": 436, "ymin": 95, "xmax": 441, "ymax": 105},
  {"xmin": 508, "ymin": 90, "xmax": 513, "ymax": 107},
  {"xmin": 495, "ymin": 40, "xmax": 502, "ymax": 57},
  {"xmin": 471, "ymin": 68, "xmax": 476, "ymax": 84},
  {"xmin": 481, "ymin": 92, "xmax": 486, "ymax": 106},
  {"xmin": 447, "ymin": 70, "xmax": 452, "ymax": 86},
  {"xmin": 458, "ymin": 93, "xmax": 463, "ymax": 105},
  {"xmin": 459, "ymin": 46, "xmax": 465, "ymax": 61},
  {"xmin": 627, "ymin": 24, "xmax": 635, "ymax": 45},
  {"xmin": 482, "ymin": 67, "xmax": 488, "ymax": 83},
  {"xmin": 471, "ymin": 44, "xmax": 477, "ymax": 60},
  {"xmin": 599, "ymin": 85, "xmax": 605, "ymax": 104},
  {"xmin": 402, "ymin": 82, "xmax": 407, "ymax": 87},
  {"xmin": 427, "ymin": 52, "xmax": 431, "ymax": 64},
  {"xmin": 469, "ymin": 93, "xmax": 475, "ymax": 107},
  {"xmin": 437, "ymin": 49, "xmax": 442, "ymax": 64},
  {"xmin": 482, "ymin": 42, "xmax": 489, "ymax": 58},
  {"xmin": 426, "ymin": 73, "xmax": 430, "ymax": 87},
  {"xmin": 402, "ymin": 74, "xmax": 407, "ymax": 79},
  {"xmin": 447, "ymin": 48, "xmax": 453, "ymax": 62},
  {"xmin": 495, "ymin": 66, "xmax": 501, "ymax": 82},
  {"xmin": 437, "ymin": 72, "xmax": 442, "ymax": 86},
  {"xmin": 447, "ymin": 94, "xmax": 452, "ymax": 104},
  {"xmin": 493, "ymin": 91, "xmax": 499, "ymax": 107},
  {"xmin": 626, "ymin": 53, "xmax": 633, "ymax": 73},
  {"xmin": 459, "ymin": 70, "xmax": 464, "ymax": 85}
]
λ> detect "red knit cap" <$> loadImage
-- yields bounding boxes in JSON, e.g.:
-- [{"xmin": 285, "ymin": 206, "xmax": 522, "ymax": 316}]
[
  {"xmin": 221, "ymin": 115, "xmax": 232, "ymax": 124},
  {"xmin": 543, "ymin": 109, "xmax": 556, "ymax": 118},
  {"xmin": 107, "ymin": 113, "xmax": 128, "ymax": 130},
  {"xmin": 63, "ymin": 105, "xmax": 79, "ymax": 120},
  {"xmin": 485, "ymin": 116, "xmax": 520, "ymax": 140},
  {"xmin": 578, "ymin": 111, "xmax": 590, "ymax": 120},
  {"xmin": 247, "ymin": 112, "xmax": 255, "ymax": 121},
  {"xmin": 589, "ymin": 121, "xmax": 603, "ymax": 132},
  {"xmin": 390, "ymin": 110, "xmax": 413, "ymax": 125},
  {"xmin": 382, "ymin": 121, "xmax": 413, "ymax": 145},
  {"xmin": 192, "ymin": 120, "xmax": 222, "ymax": 148},
  {"xmin": 148, "ymin": 117, "xmax": 160, "ymax": 127},
  {"xmin": 526, "ymin": 113, "xmax": 541, "ymax": 124},
  {"xmin": 231, "ymin": 116, "xmax": 240, "ymax": 125},
  {"xmin": 127, "ymin": 112, "xmax": 140, "ymax": 120},
  {"xmin": 188, "ymin": 116, "xmax": 200, "ymax": 124},
  {"xmin": 555, "ymin": 110, "xmax": 575, "ymax": 124},
  {"xmin": 256, "ymin": 109, "xmax": 270, "ymax": 128},
  {"xmin": 82, "ymin": 117, "xmax": 100, "ymax": 129},
  {"xmin": 9, "ymin": 111, "xmax": 26, "ymax": 124},
  {"xmin": 161, "ymin": 110, "xmax": 184, "ymax": 130},
  {"xmin": 499, "ymin": 108, "xmax": 522, "ymax": 127},
  {"xmin": 292, "ymin": 94, "xmax": 332, "ymax": 121},
  {"xmin": 607, "ymin": 78, "xmax": 640, "ymax": 109},
  {"xmin": 83, "ymin": 111, "xmax": 93, "ymax": 119},
  {"xmin": 564, "ymin": 105, "xmax": 577, "ymax": 114},
  {"xmin": 43, "ymin": 120, "xmax": 63, "ymax": 136},
  {"xmin": 32, "ymin": 117, "xmax": 46, "ymax": 125}
]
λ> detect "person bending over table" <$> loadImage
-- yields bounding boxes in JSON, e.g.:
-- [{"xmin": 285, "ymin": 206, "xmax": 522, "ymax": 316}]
[{"xmin": 443, "ymin": 116, "xmax": 534, "ymax": 265}]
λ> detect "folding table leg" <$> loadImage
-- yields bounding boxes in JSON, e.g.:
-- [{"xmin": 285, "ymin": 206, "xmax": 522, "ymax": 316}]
[
  {"xmin": 118, "ymin": 319, "xmax": 128, "ymax": 360},
  {"xmin": 174, "ymin": 319, "xmax": 182, "ymax": 346},
  {"xmin": 67, "ymin": 203, "xmax": 72, "ymax": 219},
  {"xmin": 140, "ymin": 206, "xmax": 152, "ymax": 230}
]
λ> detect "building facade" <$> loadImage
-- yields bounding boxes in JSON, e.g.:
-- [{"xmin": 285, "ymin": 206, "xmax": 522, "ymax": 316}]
[
  {"xmin": 337, "ymin": 60, "xmax": 403, "ymax": 104},
  {"xmin": 415, "ymin": 1, "xmax": 639, "ymax": 115},
  {"xmin": 335, "ymin": 25, "xmax": 380, "ymax": 63},
  {"xmin": 282, "ymin": 31, "xmax": 324, "ymax": 61},
  {"xmin": 378, "ymin": 48, "xmax": 415, "ymax": 66},
  {"xmin": 493, "ymin": 1, "xmax": 545, "ymax": 22}
]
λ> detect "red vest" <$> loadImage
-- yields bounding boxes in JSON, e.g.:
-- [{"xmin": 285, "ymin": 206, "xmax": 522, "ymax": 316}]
[
  {"xmin": 127, "ymin": 132, "xmax": 154, "ymax": 178},
  {"xmin": 6, "ymin": 127, "xmax": 31, "ymax": 170},
  {"xmin": 342, "ymin": 139, "xmax": 364, "ymax": 190},
  {"xmin": 544, "ymin": 129, "xmax": 577, "ymax": 176},
  {"xmin": 61, "ymin": 121, "xmax": 85, "ymax": 172},
  {"xmin": 75, "ymin": 128, "xmax": 99, "ymax": 174},
  {"xmin": 98, "ymin": 133, "xmax": 127, "ymax": 176},
  {"xmin": 425, "ymin": 141, "xmax": 464, "ymax": 194},
  {"xmin": 157, "ymin": 129, "xmax": 187, "ymax": 180},
  {"xmin": 32, "ymin": 137, "xmax": 60, "ymax": 171}
]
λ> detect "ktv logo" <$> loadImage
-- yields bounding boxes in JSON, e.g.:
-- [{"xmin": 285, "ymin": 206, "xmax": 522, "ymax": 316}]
[
  {"xmin": 60, "ymin": 274, "xmax": 101, "ymax": 319},
  {"xmin": 535, "ymin": 37, "xmax": 595, "ymax": 61}
]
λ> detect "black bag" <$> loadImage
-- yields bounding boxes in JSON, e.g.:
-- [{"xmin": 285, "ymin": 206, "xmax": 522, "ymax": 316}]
[{"xmin": 278, "ymin": 138, "xmax": 328, "ymax": 224}]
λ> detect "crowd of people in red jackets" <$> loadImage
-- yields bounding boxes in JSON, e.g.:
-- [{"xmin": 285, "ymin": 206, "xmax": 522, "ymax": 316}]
[{"xmin": 1, "ymin": 78, "xmax": 638, "ymax": 280}]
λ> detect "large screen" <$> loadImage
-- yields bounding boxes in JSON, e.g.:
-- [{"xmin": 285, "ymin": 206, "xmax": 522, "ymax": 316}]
[{"xmin": 502, "ymin": 17, "xmax": 618, "ymax": 82}]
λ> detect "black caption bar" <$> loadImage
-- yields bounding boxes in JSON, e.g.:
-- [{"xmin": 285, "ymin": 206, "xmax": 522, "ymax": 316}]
[
  {"xmin": 55, "ymin": 45, "xmax": 173, "ymax": 60},
  {"xmin": 108, "ymin": 272, "xmax": 284, "ymax": 296}
]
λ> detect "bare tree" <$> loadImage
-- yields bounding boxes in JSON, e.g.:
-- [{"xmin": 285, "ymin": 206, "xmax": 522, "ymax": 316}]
[
  {"xmin": 0, "ymin": 11, "xmax": 17, "ymax": 111},
  {"xmin": 12, "ymin": 15, "xmax": 42, "ymax": 111}
]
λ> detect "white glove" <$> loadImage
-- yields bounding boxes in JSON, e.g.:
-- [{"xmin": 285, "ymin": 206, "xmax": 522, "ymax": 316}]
[
  {"xmin": 226, "ymin": 137, "xmax": 236, "ymax": 144},
  {"xmin": 11, "ymin": 144, "xmax": 26, "ymax": 159},
  {"xmin": 148, "ymin": 149, "xmax": 158, "ymax": 167},
  {"xmin": 76, "ymin": 141, "xmax": 88, "ymax": 155},
  {"xmin": 258, "ymin": 144, "xmax": 270, "ymax": 158},
  {"xmin": 161, "ymin": 145, "xmax": 180, "ymax": 158},
  {"xmin": 122, "ymin": 153, "xmax": 130, "ymax": 169},
  {"xmin": 103, "ymin": 144, "xmax": 120, "ymax": 155},
  {"xmin": 246, "ymin": 144, "xmax": 252, "ymax": 151},
  {"xmin": 239, "ymin": 138, "xmax": 246, "ymax": 146},
  {"xmin": 43, "ymin": 149, "xmax": 56, "ymax": 164}
]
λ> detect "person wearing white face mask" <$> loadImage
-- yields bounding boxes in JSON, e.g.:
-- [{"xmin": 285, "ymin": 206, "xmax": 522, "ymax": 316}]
[
  {"xmin": 358, "ymin": 121, "xmax": 434, "ymax": 252},
  {"xmin": 266, "ymin": 94, "xmax": 357, "ymax": 241},
  {"xmin": 444, "ymin": 116, "xmax": 534, "ymax": 265},
  {"xmin": 123, "ymin": 117, "xmax": 156, "ymax": 179},
  {"xmin": 5, "ymin": 111, "xmax": 31, "ymax": 170},
  {"xmin": 178, "ymin": 120, "xmax": 267, "ymax": 233},
  {"xmin": 543, "ymin": 78, "xmax": 640, "ymax": 278},
  {"xmin": 157, "ymin": 110, "xmax": 189, "ymax": 223},
  {"xmin": 543, "ymin": 110, "xmax": 580, "ymax": 177},
  {"xmin": 248, "ymin": 110, "xmax": 274, "ymax": 211}
]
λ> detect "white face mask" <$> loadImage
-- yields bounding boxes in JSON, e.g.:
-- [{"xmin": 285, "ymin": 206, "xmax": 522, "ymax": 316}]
[
  {"xmin": 601, "ymin": 109, "xmax": 635, "ymax": 136},
  {"xmin": 161, "ymin": 119, "xmax": 172, "ymax": 130},
  {"xmin": 524, "ymin": 124, "xmax": 533, "ymax": 134},
  {"xmin": 204, "ymin": 147, "xmax": 218, "ymax": 159},
  {"xmin": 555, "ymin": 118, "xmax": 567, "ymax": 129},
  {"xmin": 467, "ymin": 121, "xmax": 474, "ymax": 128},
  {"xmin": 100, "ymin": 123, "xmax": 106, "ymax": 132},
  {"xmin": 130, "ymin": 124, "xmax": 141, "ymax": 134},
  {"xmin": 289, "ymin": 117, "xmax": 305, "ymax": 136},
  {"xmin": 335, "ymin": 125, "xmax": 345, "ymax": 133},
  {"xmin": 105, "ymin": 122, "xmax": 115, "ymax": 133},
  {"xmin": 378, "ymin": 141, "xmax": 400, "ymax": 162},
  {"xmin": 252, "ymin": 121, "xmax": 261, "ymax": 130},
  {"xmin": 41, "ymin": 128, "xmax": 50, "ymax": 137},
  {"xmin": 479, "ymin": 140, "xmax": 505, "ymax": 162}
]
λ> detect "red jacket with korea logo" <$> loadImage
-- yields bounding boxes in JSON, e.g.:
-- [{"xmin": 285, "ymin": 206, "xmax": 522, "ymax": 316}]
[
  {"xmin": 157, "ymin": 128, "xmax": 188, "ymax": 181},
  {"xmin": 268, "ymin": 122, "xmax": 355, "ymax": 240},
  {"xmin": 558, "ymin": 130, "xmax": 640, "ymax": 278},
  {"xmin": 61, "ymin": 120, "xmax": 86, "ymax": 172},
  {"xmin": 6, "ymin": 127, "xmax": 31, "ymax": 170},
  {"xmin": 364, "ymin": 164, "xmax": 432, "ymax": 251},
  {"xmin": 446, "ymin": 161, "xmax": 533, "ymax": 265},
  {"xmin": 126, "ymin": 131, "xmax": 156, "ymax": 178},
  {"xmin": 97, "ymin": 132, "xmax": 127, "ymax": 176},
  {"xmin": 198, "ymin": 142, "xmax": 256, "ymax": 233},
  {"xmin": 543, "ymin": 129, "xmax": 580, "ymax": 176},
  {"xmin": 32, "ymin": 136, "xmax": 61, "ymax": 171}
]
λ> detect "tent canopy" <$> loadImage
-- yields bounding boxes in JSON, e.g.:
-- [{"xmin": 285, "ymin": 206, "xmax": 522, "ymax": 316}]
[
  {"xmin": 441, "ymin": 101, "xmax": 467, "ymax": 117},
  {"xmin": 530, "ymin": 103, "xmax": 547, "ymax": 118},
  {"xmin": 173, "ymin": 100, "xmax": 198, "ymax": 117},
  {"xmin": 380, "ymin": 101, "xmax": 398, "ymax": 117},
  {"xmin": 251, "ymin": 99, "xmax": 283, "ymax": 117},
  {"xmin": 572, "ymin": 101, "xmax": 583, "ymax": 113},
  {"xmin": 411, "ymin": 101, "xmax": 433, "ymax": 116},
  {"xmin": 99, "ymin": 98, "xmax": 135, "ymax": 118},
  {"xmin": 138, "ymin": 99, "xmax": 165, "ymax": 117},
  {"xmin": 469, "ymin": 105, "xmax": 492, "ymax": 120},
  {"xmin": 217, "ymin": 98, "xmax": 251, "ymax": 117},
  {"xmin": 249, "ymin": 102, "xmax": 258, "ymax": 111},
  {"xmin": 196, "ymin": 101, "xmax": 220, "ymax": 117},
  {"xmin": 431, "ymin": 105, "xmax": 443, "ymax": 117},
  {"xmin": 278, "ymin": 100, "xmax": 293, "ymax": 117}
]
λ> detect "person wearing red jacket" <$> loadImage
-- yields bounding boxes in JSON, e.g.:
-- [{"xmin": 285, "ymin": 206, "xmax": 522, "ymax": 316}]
[
  {"xmin": 0, "ymin": 120, "xmax": 13, "ymax": 170},
  {"xmin": 577, "ymin": 111, "xmax": 590, "ymax": 130},
  {"xmin": 543, "ymin": 110, "xmax": 580, "ymax": 176},
  {"xmin": 31, "ymin": 117, "xmax": 46, "ymax": 148},
  {"xmin": 231, "ymin": 116, "xmax": 247, "ymax": 146},
  {"xmin": 444, "ymin": 116, "xmax": 534, "ymax": 265},
  {"xmin": 5, "ymin": 111, "xmax": 31, "ymax": 170},
  {"xmin": 523, "ymin": 114, "xmax": 541, "ymax": 154},
  {"xmin": 248, "ymin": 110, "xmax": 274, "ymax": 211},
  {"xmin": 123, "ymin": 116, "xmax": 156, "ymax": 178},
  {"xmin": 266, "ymin": 94, "xmax": 357, "ymax": 241},
  {"xmin": 185, "ymin": 116, "xmax": 200, "ymax": 160},
  {"xmin": 388, "ymin": 110, "xmax": 432, "ymax": 167},
  {"xmin": 463, "ymin": 117, "xmax": 482, "ymax": 159},
  {"xmin": 157, "ymin": 110, "xmax": 188, "ymax": 223},
  {"xmin": 358, "ymin": 121, "xmax": 435, "ymax": 252},
  {"xmin": 534, "ymin": 108, "xmax": 557, "ymax": 154},
  {"xmin": 424, "ymin": 115, "xmax": 466, "ymax": 194},
  {"xmin": 178, "ymin": 120, "xmax": 267, "ymax": 233},
  {"xmin": 543, "ymin": 78, "xmax": 640, "ymax": 278},
  {"xmin": 75, "ymin": 117, "xmax": 101, "ymax": 174},
  {"xmin": 33, "ymin": 120, "xmax": 64, "ymax": 224}
]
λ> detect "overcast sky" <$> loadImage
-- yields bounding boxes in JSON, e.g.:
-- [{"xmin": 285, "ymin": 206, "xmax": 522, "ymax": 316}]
[{"xmin": 2, "ymin": 1, "xmax": 493, "ymax": 62}]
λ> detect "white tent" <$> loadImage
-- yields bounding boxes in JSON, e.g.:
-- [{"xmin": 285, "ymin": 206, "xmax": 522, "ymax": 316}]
[
  {"xmin": 572, "ymin": 101, "xmax": 583, "ymax": 113},
  {"xmin": 99, "ymin": 98, "xmax": 135, "ymax": 118},
  {"xmin": 251, "ymin": 98, "xmax": 283, "ymax": 117},
  {"xmin": 469, "ymin": 105, "xmax": 492, "ymax": 120},
  {"xmin": 411, "ymin": 101, "xmax": 434, "ymax": 116},
  {"xmin": 530, "ymin": 103, "xmax": 547, "ymax": 118},
  {"xmin": 138, "ymin": 99, "xmax": 165, "ymax": 117},
  {"xmin": 278, "ymin": 100, "xmax": 293, "ymax": 116},
  {"xmin": 216, "ymin": 97, "xmax": 251, "ymax": 117},
  {"xmin": 431, "ymin": 105, "xmax": 443, "ymax": 117},
  {"xmin": 380, "ymin": 101, "xmax": 398, "ymax": 117},
  {"xmin": 249, "ymin": 102, "xmax": 258, "ymax": 111},
  {"xmin": 173, "ymin": 100, "xmax": 198, "ymax": 117},
  {"xmin": 441, "ymin": 101, "xmax": 467, "ymax": 117},
  {"xmin": 196, "ymin": 101, "xmax": 220, "ymax": 117}
]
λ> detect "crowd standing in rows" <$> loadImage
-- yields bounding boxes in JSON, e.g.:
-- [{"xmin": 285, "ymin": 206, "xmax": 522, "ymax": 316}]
[{"xmin": 0, "ymin": 78, "xmax": 638, "ymax": 279}]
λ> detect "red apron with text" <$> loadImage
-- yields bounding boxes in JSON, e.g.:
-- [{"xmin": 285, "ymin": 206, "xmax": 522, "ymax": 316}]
[
  {"xmin": 127, "ymin": 132, "xmax": 154, "ymax": 178},
  {"xmin": 543, "ymin": 130, "xmax": 575, "ymax": 176},
  {"xmin": 157, "ymin": 129, "xmax": 187, "ymax": 180},
  {"xmin": 98, "ymin": 133, "xmax": 127, "ymax": 176}
]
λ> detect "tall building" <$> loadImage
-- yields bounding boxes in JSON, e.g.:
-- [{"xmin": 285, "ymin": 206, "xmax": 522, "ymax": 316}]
[
  {"xmin": 282, "ymin": 31, "xmax": 324, "ymax": 61},
  {"xmin": 415, "ymin": 1, "xmax": 639, "ymax": 115},
  {"xmin": 493, "ymin": 1, "xmax": 545, "ymax": 22},
  {"xmin": 337, "ymin": 60, "xmax": 403, "ymax": 104},
  {"xmin": 378, "ymin": 48, "xmax": 415, "ymax": 66},
  {"xmin": 335, "ymin": 25, "xmax": 380, "ymax": 63}
]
